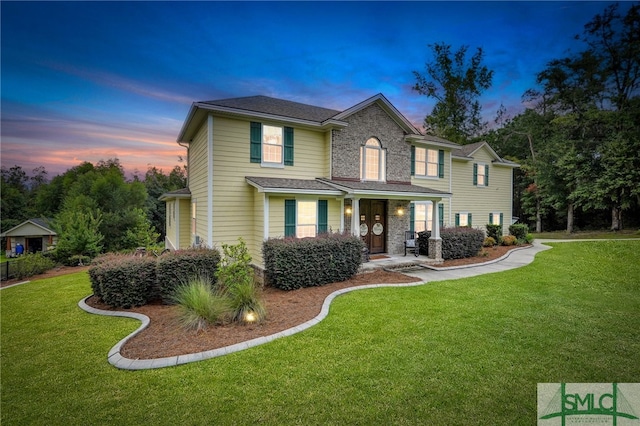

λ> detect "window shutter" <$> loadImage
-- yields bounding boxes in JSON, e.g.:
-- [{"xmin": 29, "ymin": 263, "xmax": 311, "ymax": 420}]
[
  {"xmin": 317, "ymin": 200, "xmax": 328, "ymax": 234},
  {"xmin": 455, "ymin": 213, "xmax": 460, "ymax": 227},
  {"xmin": 489, "ymin": 212, "xmax": 493, "ymax": 224},
  {"xmin": 473, "ymin": 163, "xmax": 478, "ymax": 185},
  {"xmin": 250, "ymin": 122, "xmax": 262, "ymax": 163},
  {"xmin": 500, "ymin": 213, "xmax": 504, "ymax": 226},
  {"xmin": 410, "ymin": 146, "xmax": 415, "ymax": 176},
  {"xmin": 438, "ymin": 150, "xmax": 445, "ymax": 178},
  {"xmin": 284, "ymin": 127, "xmax": 294, "ymax": 166},
  {"xmin": 468, "ymin": 213, "xmax": 473, "ymax": 227},
  {"xmin": 409, "ymin": 203, "xmax": 415, "ymax": 233},
  {"xmin": 284, "ymin": 199, "xmax": 296, "ymax": 237},
  {"xmin": 438, "ymin": 203, "xmax": 444, "ymax": 227},
  {"xmin": 485, "ymin": 165, "xmax": 489, "ymax": 186}
]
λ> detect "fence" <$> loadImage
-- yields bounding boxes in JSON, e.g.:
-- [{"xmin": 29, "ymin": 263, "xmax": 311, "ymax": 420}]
[{"xmin": 0, "ymin": 260, "xmax": 18, "ymax": 281}]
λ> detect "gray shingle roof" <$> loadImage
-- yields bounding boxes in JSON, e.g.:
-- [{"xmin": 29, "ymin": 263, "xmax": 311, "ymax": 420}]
[
  {"xmin": 245, "ymin": 177, "xmax": 342, "ymax": 192},
  {"xmin": 318, "ymin": 179, "xmax": 451, "ymax": 195},
  {"xmin": 200, "ymin": 96, "xmax": 341, "ymax": 123}
]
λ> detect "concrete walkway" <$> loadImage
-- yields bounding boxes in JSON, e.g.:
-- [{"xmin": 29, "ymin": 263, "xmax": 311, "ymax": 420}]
[{"xmin": 79, "ymin": 239, "xmax": 627, "ymax": 370}]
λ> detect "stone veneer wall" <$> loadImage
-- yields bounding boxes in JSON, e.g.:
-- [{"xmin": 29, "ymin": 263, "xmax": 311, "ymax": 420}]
[
  {"xmin": 343, "ymin": 199, "xmax": 411, "ymax": 255},
  {"xmin": 332, "ymin": 103, "xmax": 411, "ymax": 183},
  {"xmin": 387, "ymin": 200, "xmax": 411, "ymax": 254}
]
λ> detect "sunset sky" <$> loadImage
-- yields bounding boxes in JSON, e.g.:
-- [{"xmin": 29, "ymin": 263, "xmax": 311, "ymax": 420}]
[{"xmin": 1, "ymin": 1, "xmax": 622, "ymax": 177}]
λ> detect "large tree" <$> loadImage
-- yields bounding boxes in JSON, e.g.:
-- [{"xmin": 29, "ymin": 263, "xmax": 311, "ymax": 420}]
[{"xmin": 413, "ymin": 43, "xmax": 494, "ymax": 144}]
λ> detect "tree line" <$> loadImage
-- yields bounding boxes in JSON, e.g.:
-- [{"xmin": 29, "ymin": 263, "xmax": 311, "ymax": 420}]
[
  {"xmin": 1, "ymin": 159, "xmax": 186, "ymax": 263},
  {"xmin": 413, "ymin": 2, "xmax": 640, "ymax": 232}
]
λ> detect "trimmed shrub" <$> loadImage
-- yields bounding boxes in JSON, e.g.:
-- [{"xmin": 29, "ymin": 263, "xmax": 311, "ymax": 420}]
[
  {"xmin": 501, "ymin": 235, "xmax": 517, "ymax": 246},
  {"xmin": 171, "ymin": 275, "xmax": 232, "ymax": 331},
  {"xmin": 483, "ymin": 237, "xmax": 497, "ymax": 247},
  {"xmin": 486, "ymin": 224, "xmax": 503, "ymax": 242},
  {"xmin": 417, "ymin": 231, "xmax": 431, "ymax": 255},
  {"xmin": 156, "ymin": 248, "xmax": 221, "ymax": 303},
  {"xmin": 13, "ymin": 253, "xmax": 56, "ymax": 279},
  {"xmin": 525, "ymin": 233, "xmax": 534, "ymax": 244},
  {"xmin": 509, "ymin": 224, "xmax": 529, "ymax": 241},
  {"xmin": 88, "ymin": 254, "xmax": 156, "ymax": 308},
  {"xmin": 263, "ymin": 232, "xmax": 363, "ymax": 291},
  {"xmin": 440, "ymin": 227, "xmax": 485, "ymax": 260}
]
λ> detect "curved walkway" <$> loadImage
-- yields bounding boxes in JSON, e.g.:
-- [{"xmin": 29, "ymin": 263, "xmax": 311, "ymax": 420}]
[{"xmin": 79, "ymin": 241, "xmax": 556, "ymax": 370}]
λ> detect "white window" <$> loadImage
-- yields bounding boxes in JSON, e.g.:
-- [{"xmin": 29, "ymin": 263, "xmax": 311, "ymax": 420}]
[
  {"xmin": 297, "ymin": 201, "xmax": 317, "ymax": 238},
  {"xmin": 414, "ymin": 202, "xmax": 433, "ymax": 232},
  {"xmin": 361, "ymin": 138, "xmax": 386, "ymax": 182},
  {"xmin": 262, "ymin": 125, "xmax": 283, "ymax": 165},
  {"xmin": 491, "ymin": 212, "xmax": 502, "ymax": 225},
  {"xmin": 415, "ymin": 147, "xmax": 439, "ymax": 177},
  {"xmin": 458, "ymin": 212, "xmax": 470, "ymax": 227}
]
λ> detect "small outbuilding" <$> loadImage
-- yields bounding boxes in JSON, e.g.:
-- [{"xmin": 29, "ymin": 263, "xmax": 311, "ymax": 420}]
[{"xmin": 1, "ymin": 218, "xmax": 57, "ymax": 256}]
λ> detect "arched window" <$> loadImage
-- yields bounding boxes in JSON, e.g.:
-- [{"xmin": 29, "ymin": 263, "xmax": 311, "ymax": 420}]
[{"xmin": 360, "ymin": 138, "xmax": 386, "ymax": 182}]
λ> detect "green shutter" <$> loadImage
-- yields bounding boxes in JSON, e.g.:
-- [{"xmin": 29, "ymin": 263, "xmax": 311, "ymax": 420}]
[
  {"xmin": 489, "ymin": 212, "xmax": 493, "ymax": 224},
  {"xmin": 455, "ymin": 213, "xmax": 460, "ymax": 227},
  {"xmin": 438, "ymin": 203, "xmax": 444, "ymax": 227},
  {"xmin": 250, "ymin": 122, "xmax": 262, "ymax": 163},
  {"xmin": 410, "ymin": 146, "xmax": 415, "ymax": 176},
  {"xmin": 284, "ymin": 127, "xmax": 294, "ymax": 166},
  {"xmin": 284, "ymin": 199, "xmax": 296, "ymax": 237},
  {"xmin": 317, "ymin": 200, "xmax": 328, "ymax": 234},
  {"xmin": 473, "ymin": 163, "xmax": 478, "ymax": 185},
  {"xmin": 438, "ymin": 150, "xmax": 445, "ymax": 178},
  {"xmin": 500, "ymin": 213, "xmax": 504, "ymax": 226},
  {"xmin": 468, "ymin": 213, "xmax": 473, "ymax": 227},
  {"xmin": 485, "ymin": 165, "xmax": 489, "ymax": 186},
  {"xmin": 409, "ymin": 203, "xmax": 415, "ymax": 233}
]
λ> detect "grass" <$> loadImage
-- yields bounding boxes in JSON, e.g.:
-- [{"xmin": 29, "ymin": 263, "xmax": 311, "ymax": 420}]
[
  {"xmin": 171, "ymin": 275, "xmax": 232, "ymax": 331},
  {"xmin": 2, "ymin": 241, "xmax": 639, "ymax": 425},
  {"xmin": 532, "ymin": 228, "xmax": 640, "ymax": 239}
]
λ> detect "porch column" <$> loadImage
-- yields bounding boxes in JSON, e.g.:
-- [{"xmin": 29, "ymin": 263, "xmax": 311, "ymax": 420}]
[
  {"xmin": 351, "ymin": 198, "xmax": 360, "ymax": 237},
  {"xmin": 428, "ymin": 200, "xmax": 443, "ymax": 261}
]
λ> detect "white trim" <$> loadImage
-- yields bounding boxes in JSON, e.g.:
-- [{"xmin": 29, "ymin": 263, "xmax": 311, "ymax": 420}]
[
  {"xmin": 174, "ymin": 200, "xmax": 180, "ymax": 249},
  {"xmin": 207, "ymin": 114, "xmax": 214, "ymax": 248},
  {"xmin": 340, "ymin": 198, "xmax": 345, "ymax": 232},
  {"xmin": 264, "ymin": 195, "xmax": 270, "ymax": 240}
]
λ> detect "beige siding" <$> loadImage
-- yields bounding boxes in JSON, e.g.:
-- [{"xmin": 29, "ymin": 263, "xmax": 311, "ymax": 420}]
[
  {"xmin": 210, "ymin": 116, "xmax": 330, "ymax": 266},
  {"xmin": 178, "ymin": 199, "xmax": 191, "ymax": 248},
  {"xmin": 410, "ymin": 145, "xmax": 451, "ymax": 193},
  {"xmin": 188, "ymin": 123, "xmax": 210, "ymax": 244},
  {"xmin": 165, "ymin": 200, "xmax": 177, "ymax": 249},
  {"xmin": 451, "ymin": 146, "xmax": 513, "ymax": 235}
]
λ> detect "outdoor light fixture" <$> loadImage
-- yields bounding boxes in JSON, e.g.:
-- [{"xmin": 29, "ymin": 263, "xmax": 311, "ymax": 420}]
[
  {"xmin": 397, "ymin": 207, "xmax": 404, "ymax": 216},
  {"xmin": 244, "ymin": 311, "xmax": 257, "ymax": 323},
  {"xmin": 345, "ymin": 206, "xmax": 353, "ymax": 215}
]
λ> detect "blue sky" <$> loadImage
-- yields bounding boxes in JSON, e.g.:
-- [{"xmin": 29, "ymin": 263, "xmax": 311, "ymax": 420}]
[{"xmin": 1, "ymin": 1, "xmax": 622, "ymax": 177}]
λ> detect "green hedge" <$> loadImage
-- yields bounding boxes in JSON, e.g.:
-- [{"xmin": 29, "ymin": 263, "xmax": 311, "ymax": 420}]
[
  {"xmin": 263, "ymin": 233, "xmax": 364, "ymax": 291},
  {"xmin": 13, "ymin": 253, "xmax": 56, "ymax": 279},
  {"xmin": 509, "ymin": 224, "xmax": 529, "ymax": 241},
  {"xmin": 156, "ymin": 249, "xmax": 222, "ymax": 303},
  {"xmin": 486, "ymin": 224, "xmax": 503, "ymax": 242},
  {"xmin": 88, "ymin": 248, "xmax": 221, "ymax": 307},
  {"xmin": 88, "ymin": 254, "xmax": 157, "ymax": 308},
  {"xmin": 418, "ymin": 227, "xmax": 485, "ymax": 260}
]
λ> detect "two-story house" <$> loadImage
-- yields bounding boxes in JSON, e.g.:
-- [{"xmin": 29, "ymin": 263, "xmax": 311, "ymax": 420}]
[{"xmin": 161, "ymin": 94, "xmax": 518, "ymax": 270}]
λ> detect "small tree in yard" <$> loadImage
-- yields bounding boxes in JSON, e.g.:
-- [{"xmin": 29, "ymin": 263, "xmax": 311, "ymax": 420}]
[
  {"xmin": 54, "ymin": 210, "xmax": 103, "ymax": 265},
  {"xmin": 215, "ymin": 238, "xmax": 265, "ymax": 324}
]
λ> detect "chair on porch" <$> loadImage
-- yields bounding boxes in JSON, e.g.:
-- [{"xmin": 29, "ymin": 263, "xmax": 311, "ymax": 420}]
[{"xmin": 404, "ymin": 231, "xmax": 419, "ymax": 257}]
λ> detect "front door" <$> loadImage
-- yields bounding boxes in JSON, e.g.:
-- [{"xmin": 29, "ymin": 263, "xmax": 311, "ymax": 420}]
[{"xmin": 359, "ymin": 199, "xmax": 386, "ymax": 254}]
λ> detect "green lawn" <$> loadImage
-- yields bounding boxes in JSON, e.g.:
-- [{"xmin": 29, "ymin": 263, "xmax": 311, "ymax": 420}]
[
  {"xmin": 2, "ymin": 241, "xmax": 639, "ymax": 425},
  {"xmin": 532, "ymin": 228, "xmax": 640, "ymax": 239}
]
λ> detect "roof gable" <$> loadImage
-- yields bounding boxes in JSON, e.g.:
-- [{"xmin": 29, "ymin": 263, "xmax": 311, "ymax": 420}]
[
  {"xmin": 333, "ymin": 93, "xmax": 421, "ymax": 135},
  {"xmin": 451, "ymin": 141, "xmax": 518, "ymax": 167},
  {"xmin": 0, "ymin": 218, "xmax": 56, "ymax": 237}
]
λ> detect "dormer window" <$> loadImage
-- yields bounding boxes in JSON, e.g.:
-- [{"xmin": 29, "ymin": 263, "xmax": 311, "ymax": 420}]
[{"xmin": 360, "ymin": 138, "xmax": 386, "ymax": 182}]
